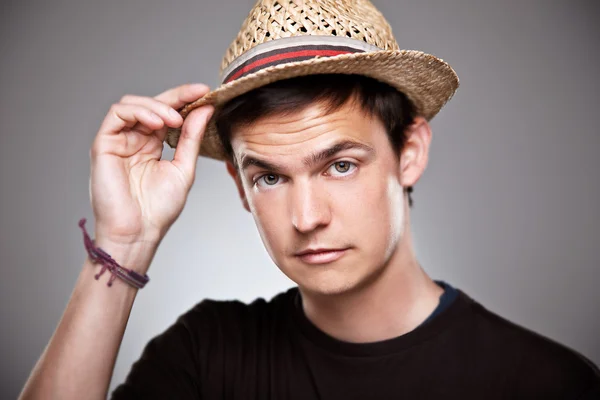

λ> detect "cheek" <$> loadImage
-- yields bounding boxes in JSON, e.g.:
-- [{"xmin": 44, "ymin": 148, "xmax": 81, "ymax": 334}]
[
  {"xmin": 339, "ymin": 172, "xmax": 404, "ymax": 253},
  {"xmin": 385, "ymin": 175, "xmax": 405, "ymax": 247},
  {"xmin": 246, "ymin": 189, "xmax": 289, "ymax": 258}
]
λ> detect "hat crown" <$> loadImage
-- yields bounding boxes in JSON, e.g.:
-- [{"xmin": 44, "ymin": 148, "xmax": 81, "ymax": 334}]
[{"xmin": 220, "ymin": 0, "xmax": 399, "ymax": 76}]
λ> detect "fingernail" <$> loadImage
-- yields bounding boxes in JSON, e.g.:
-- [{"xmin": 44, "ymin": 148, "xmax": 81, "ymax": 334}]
[
  {"xmin": 169, "ymin": 108, "xmax": 181, "ymax": 119},
  {"xmin": 190, "ymin": 83, "xmax": 209, "ymax": 90},
  {"xmin": 149, "ymin": 112, "xmax": 162, "ymax": 123}
]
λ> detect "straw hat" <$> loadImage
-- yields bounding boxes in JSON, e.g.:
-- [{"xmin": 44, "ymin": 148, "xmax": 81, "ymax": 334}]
[{"xmin": 165, "ymin": 0, "xmax": 459, "ymax": 161}]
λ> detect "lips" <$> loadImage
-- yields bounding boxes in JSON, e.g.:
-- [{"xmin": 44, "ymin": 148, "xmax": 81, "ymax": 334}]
[{"xmin": 295, "ymin": 248, "xmax": 349, "ymax": 264}]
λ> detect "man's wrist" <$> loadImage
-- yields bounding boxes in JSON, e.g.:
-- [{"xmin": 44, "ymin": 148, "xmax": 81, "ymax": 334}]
[{"xmin": 91, "ymin": 236, "xmax": 159, "ymax": 275}]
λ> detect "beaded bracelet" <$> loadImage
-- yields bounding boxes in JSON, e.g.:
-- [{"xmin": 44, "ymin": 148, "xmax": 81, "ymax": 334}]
[{"xmin": 78, "ymin": 218, "xmax": 150, "ymax": 289}]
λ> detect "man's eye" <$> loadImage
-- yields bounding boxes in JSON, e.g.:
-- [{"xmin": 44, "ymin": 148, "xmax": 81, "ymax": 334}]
[
  {"xmin": 329, "ymin": 161, "xmax": 356, "ymax": 175},
  {"xmin": 257, "ymin": 174, "xmax": 280, "ymax": 186}
]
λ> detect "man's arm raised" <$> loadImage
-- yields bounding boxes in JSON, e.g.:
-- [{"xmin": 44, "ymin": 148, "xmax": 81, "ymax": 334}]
[{"xmin": 18, "ymin": 83, "xmax": 214, "ymax": 400}]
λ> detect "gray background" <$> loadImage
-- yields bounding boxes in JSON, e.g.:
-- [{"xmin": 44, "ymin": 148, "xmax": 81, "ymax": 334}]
[{"xmin": 1, "ymin": 0, "xmax": 599, "ymax": 398}]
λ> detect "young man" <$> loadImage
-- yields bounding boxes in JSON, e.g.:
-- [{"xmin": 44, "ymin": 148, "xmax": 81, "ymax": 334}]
[{"xmin": 19, "ymin": 0, "xmax": 600, "ymax": 399}]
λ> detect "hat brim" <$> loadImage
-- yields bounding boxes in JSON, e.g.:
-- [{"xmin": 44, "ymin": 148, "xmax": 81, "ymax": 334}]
[{"xmin": 165, "ymin": 49, "xmax": 459, "ymax": 161}]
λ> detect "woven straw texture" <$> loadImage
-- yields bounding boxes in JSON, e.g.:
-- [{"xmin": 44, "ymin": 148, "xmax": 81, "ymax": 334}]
[
  {"xmin": 165, "ymin": 0, "xmax": 459, "ymax": 161},
  {"xmin": 220, "ymin": 0, "xmax": 399, "ymax": 73}
]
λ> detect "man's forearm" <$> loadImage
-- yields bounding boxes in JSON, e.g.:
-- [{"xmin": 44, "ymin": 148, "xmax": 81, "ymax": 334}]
[{"xmin": 19, "ymin": 239, "xmax": 158, "ymax": 400}]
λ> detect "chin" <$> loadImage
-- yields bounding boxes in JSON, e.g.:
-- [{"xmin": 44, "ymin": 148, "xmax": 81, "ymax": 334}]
[
  {"xmin": 278, "ymin": 251, "xmax": 387, "ymax": 297},
  {"xmin": 301, "ymin": 278, "xmax": 356, "ymax": 297},
  {"xmin": 295, "ymin": 267, "xmax": 377, "ymax": 298}
]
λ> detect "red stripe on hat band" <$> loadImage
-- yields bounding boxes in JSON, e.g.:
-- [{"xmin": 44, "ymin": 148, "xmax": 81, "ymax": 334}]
[{"xmin": 225, "ymin": 49, "xmax": 353, "ymax": 83}]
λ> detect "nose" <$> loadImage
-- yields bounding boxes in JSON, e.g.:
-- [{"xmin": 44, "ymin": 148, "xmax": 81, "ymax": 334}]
[{"xmin": 290, "ymin": 179, "xmax": 331, "ymax": 233}]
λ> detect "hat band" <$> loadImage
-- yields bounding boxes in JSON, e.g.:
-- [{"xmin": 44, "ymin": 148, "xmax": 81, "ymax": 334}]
[{"xmin": 221, "ymin": 35, "xmax": 382, "ymax": 84}]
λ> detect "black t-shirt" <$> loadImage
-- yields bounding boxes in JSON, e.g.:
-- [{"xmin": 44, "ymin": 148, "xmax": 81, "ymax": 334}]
[{"xmin": 111, "ymin": 282, "xmax": 600, "ymax": 399}]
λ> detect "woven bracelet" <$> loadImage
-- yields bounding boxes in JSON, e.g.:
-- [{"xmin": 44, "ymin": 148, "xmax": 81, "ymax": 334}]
[{"xmin": 78, "ymin": 218, "xmax": 150, "ymax": 289}]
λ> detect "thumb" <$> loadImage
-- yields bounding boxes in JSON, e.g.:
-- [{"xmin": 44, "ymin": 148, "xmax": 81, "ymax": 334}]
[{"xmin": 171, "ymin": 105, "xmax": 215, "ymax": 183}]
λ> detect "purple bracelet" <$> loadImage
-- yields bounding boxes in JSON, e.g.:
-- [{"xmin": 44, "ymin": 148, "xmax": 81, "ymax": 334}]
[{"xmin": 78, "ymin": 218, "xmax": 150, "ymax": 289}]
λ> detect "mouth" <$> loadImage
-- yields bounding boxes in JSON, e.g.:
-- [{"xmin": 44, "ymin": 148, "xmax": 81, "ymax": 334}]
[{"xmin": 295, "ymin": 248, "xmax": 350, "ymax": 264}]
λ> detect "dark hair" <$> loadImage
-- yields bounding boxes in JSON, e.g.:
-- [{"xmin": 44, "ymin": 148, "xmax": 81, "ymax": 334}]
[{"xmin": 214, "ymin": 74, "xmax": 417, "ymax": 206}]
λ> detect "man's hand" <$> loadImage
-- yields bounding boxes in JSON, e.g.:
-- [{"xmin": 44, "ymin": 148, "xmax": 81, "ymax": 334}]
[{"xmin": 90, "ymin": 84, "xmax": 214, "ymax": 263}]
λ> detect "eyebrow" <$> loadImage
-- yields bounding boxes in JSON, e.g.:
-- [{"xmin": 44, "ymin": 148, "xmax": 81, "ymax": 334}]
[{"xmin": 238, "ymin": 139, "xmax": 376, "ymax": 173}]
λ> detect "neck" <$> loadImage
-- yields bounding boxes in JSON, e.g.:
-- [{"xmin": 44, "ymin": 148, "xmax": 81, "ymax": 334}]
[{"xmin": 299, "ymin": 208, "xmax": 443, "ymax": 343}]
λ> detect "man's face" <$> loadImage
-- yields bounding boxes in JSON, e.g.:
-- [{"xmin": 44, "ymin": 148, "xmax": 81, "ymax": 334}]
[{"xmin": 227, "ymin": 98, "xmax": 417, "ymax": 296}]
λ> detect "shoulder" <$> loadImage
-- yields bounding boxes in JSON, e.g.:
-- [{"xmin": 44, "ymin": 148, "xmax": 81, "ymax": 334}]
[
  {"xmin": 458, "ymin": 290, "xmax": 600, "ymax": 397},
  {"xmin": 183, "ymin": 286, "xmax": 296, "ymax": 319},
  {"xmin": 174, "ymin": 286, "xmax": 297, "ymax": 339}
]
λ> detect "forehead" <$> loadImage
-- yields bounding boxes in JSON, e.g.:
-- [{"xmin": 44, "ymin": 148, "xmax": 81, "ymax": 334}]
[{"xmin": 229, "ymin": 99, "xmax": 385, "ymax": 159}]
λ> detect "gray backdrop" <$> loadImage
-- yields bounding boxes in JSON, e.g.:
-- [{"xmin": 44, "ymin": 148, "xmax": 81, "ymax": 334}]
[{"xmin": 1, "ymin": 0, "xmax": 598, "ymax": 398}]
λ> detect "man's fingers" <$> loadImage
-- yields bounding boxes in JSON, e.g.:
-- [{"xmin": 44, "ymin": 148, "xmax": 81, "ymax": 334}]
[
  {"xmin": 171, "ymin": 105, "xmax": 215, "ymax": 183},
  {"xmin": 120, "ymin": 95, "xmax": 183, "ymax": 127},
  {"xmin": 98, "ymin": 103, "xmax": 165, "ymax": 136},
  {"xmin": 115, "ymin": 84, "xmax": 211, "ymax": 137},
  {"xmin": 154, "ymin": 83, "xmax": 211, "ymax": 111}
]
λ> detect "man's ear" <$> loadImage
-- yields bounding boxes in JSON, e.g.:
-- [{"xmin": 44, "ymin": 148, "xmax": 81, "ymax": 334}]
[
  {"xmin": 399, "ymin": 116, "xmax": 432, "ymax": 187},
  {"xmin": 226, "ymin": 160, "xmax": 251, "ymax": 212}
]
